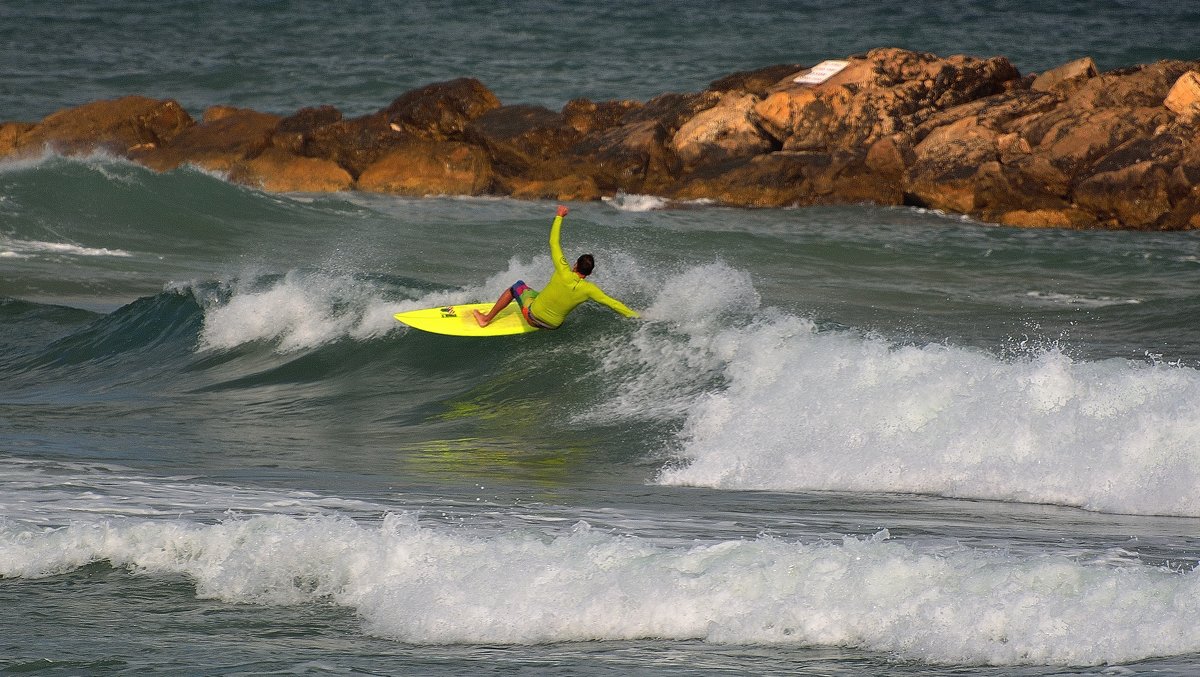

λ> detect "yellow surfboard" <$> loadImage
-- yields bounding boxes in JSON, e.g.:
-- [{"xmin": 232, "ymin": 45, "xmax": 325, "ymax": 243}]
[{"xmin": 393, "ymin": 303, "xmax": 542, "ymax": 337}]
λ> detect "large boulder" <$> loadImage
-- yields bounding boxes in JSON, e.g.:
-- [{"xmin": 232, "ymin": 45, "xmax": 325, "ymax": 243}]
[
  {"xmin": 671, "ymin": 92, "xmax": 775, "ymax": 170},
  {"xmin": 670, "ymin": 151, "xmax": 819, "ymax": 206},
  {"xmin": 272, "ymin": 105, "xmax": 343, "ymax": 154},
  {"xmin": 708, "ymin": 63, "xmax": 805, "ymax": 97},
  {"xmin": 0, "ymin": 122, "xmax": 33, "ymax": 158},
  {"xmin": 10, "ymin": 96, "xmax": 193, "ymax": 157},
  {"xmin": 1031, "ymin": 57, "xmax": 1098, "ymax": 92},
  {"xmin": 383, "ymin": 77, "xmax": 501, "ymax": 140},
  {"xmin": 669, "ymin": 149, "xmax": 893, "ymax": 208},
  {"xmin": 130, "ymin": 106, "xmax": 281, "ymax": 173},
  {"xmin": 752, "ymin": 48, "xmax": 1021, "ymax": 154},
  {"xmin": 1165, "ymin": 71, "xmax": 1200, "ymax": 120},
  {"xmin": 1074, "ymin": 160, "xmax": 1174, "ymax": 229},
  {"xmin": 561, "ymin": 98, "xmax": 640, "ymax": 135},
  {"xmin": 299, "ymin": 113, "xmax": 410, "ymax": 179},
  {"xmin": 561, "ymin": 92, "xmax": 719, "ymax": 194},
  {"xmin": 228, "ymin": 148, "xmax": 353, "ymax": 193},
  {"xmin": 465, "ymin": 104, "xmax": 582, "ymax": 176},
  {"xmin": 356, "ymin": 138, "xmax": 492, "ymax": 195},
  {"xmin": 294, "ymin": 79, "xmax": 501, "ymax": 179}
]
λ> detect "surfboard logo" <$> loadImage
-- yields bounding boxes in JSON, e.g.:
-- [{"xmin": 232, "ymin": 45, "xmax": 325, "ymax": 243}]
[{"xmin": 440, "ymin": 307, "xmax": 456, "ymax": 317}]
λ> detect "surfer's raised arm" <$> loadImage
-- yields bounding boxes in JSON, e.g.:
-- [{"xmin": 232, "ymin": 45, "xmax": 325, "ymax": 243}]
[
  {"xmin": 472, "ymin": 205, "xmax": 640, "ymax": 329},
  {"xmin": 549, "ymin": 204, "xmax": 571, "ymax": 273}
]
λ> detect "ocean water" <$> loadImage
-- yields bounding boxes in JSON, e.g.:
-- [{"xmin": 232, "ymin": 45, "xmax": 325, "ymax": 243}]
[{"xmin": 5, "ymin": 2, "xmax": 1200, "ymax": 676}]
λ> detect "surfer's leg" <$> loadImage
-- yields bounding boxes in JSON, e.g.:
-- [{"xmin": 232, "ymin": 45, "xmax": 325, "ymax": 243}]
[{"xmin": 475, "ymin": 288, "xmax": 514, "ymax": 326}]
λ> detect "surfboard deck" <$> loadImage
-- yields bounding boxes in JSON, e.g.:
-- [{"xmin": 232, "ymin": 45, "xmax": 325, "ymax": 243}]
[{"xmin": 394, "ymin": 303, "xmax": 542, "ymax": 337}]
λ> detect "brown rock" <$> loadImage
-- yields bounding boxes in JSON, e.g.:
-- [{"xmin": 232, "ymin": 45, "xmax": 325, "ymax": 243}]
[
  {"xmin": 996, "ymin": 208, "xmax": 1096, "ymax": 229},
  {"xmin": 1059, "ymin": 60, "xmax": 1197, "ymax": 111},
  {"xmin": 301, "ymin": 114, "xmax": 410, "ymax": 179},
  {"xmin": 502, "ymin": 175, "xmax": 602, "ymax": 201},
  {"xmin": 561, "ymin": 98, "xmax": 640, "ymax": 135},
  {"xmin": 566, "ymin": 119, "xmax": 678, "ymax": 194},
  {"xmin": 671, "ymin": 92, "xmax": 775, "ymax": 170},
  {"xmin": 272, "ymin": 105, "xmax": 343, "ymax": 154},
  {"xmin": 904, "ymin": 118, "xmax": 1002, "ymax": 212},
  {"xmin": 1073, "ymin": 160, "xmax": 1173, "ymax": 228},
  {"xmin": 671, "ymin": 152, "xmax": 817, "ymax": 207},
  {"xmin": 384, "ymin": 78, "xmax": 501, "ymax": 140},
  {"xmin": 753, "ymin": 48, "xmax": 1021, "ymax": 154},
  {"xmin": 228, "ymin": 148, "xmax": 353, "ymax": 192},
  {"xmin": 558, "ymin": 93, "xmax": 719, "ymax": 194},
  {"xmin": 0, "ymin": 122, "xmax": 34, "ymax": 158},
  {"xmin": 709, "ymin": 63, "xmax": 805, "ymax": 97},
  {"xmin": 865, "ymin": 136, "xmax": 911, "ymax": 178},
  {"xmin": 1035, "ymin": 107, "xmax": 1172, "ymax": 175},
  {"xmin": 1165, "ymin": 71, "xmax": 1200, "ymax": 120},
  {"xmin": 669, "ymin": 149, "xmax": 898, "ymax": 208},
  {"xmin": 465, "ymin": 104, "xmax": 581, "ymax": 176},
  {"xmin": 357, "ymin": 138, "xmax": 492, "ymax": 195},
  {"xmin": 15, "ymin": 96, "xmax": 193, "ymax": 157},
  {"xmin": 625, "ymin": 91, "xmax": 722, "ymax": 132},
  {"xmin": 1032, "ymin": 57, "xmax": 1098, "ymax": 92},
  {"xmin": 131, "ymin": 107, "xmax": 281, "ymax": 173}
]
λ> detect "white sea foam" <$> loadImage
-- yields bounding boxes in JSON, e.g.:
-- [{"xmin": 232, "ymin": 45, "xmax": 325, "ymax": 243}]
[
  {"xmin": 639, "ymin": 303, "xmax": 1200, "ymax": 517},
  {"xmin": 578, "ymin": 261, "xmax": 760, "ymax": 422},
  {"xmin": 1023, "ymin": 291, "xmax": 1141, "ymax": 307},
  {"xmin": 2, "ymin": 511, "xmax": 1198, "ymax": 666},
  {"xmin": 191, "ymin": 256, "xmax": 554, "ymax": 352},
  {"xmin": 0, "ymin": 237, "xmax": 132, "ymax": 258},
  {"xmin": 602, "ymin": 192, "xmax": 670, "ymax": 212},
  {"xmin": 0, "ymin": 458, "xmax": 380, "ymax": 526}
]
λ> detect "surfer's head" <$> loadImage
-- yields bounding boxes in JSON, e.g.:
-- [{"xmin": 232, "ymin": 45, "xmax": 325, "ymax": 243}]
[{"xmin": 575, "ymin": 254, "xmax": 594, "ymax": 277}]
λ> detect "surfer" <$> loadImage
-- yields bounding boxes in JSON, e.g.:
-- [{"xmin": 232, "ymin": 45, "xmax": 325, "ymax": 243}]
[{"xmin": 474, "ymin": 205, "xmax": 640, "ymax": 329}]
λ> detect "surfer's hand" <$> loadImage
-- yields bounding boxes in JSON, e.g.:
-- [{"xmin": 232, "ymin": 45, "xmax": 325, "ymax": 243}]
[{"xmin": 556, "ymin": 205, "xmax": 569, "ymax": 217}]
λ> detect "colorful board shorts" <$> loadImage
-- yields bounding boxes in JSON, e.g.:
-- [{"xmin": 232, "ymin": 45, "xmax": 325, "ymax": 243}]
[{"xmin": 510, "ymin": 280, "xmax": 554, "ymax": 329}]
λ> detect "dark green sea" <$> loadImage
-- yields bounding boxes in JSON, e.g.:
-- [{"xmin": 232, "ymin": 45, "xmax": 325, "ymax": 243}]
[{"xmin": 4, "ymin": 2, "xmax": 1200, "ymax": 674}]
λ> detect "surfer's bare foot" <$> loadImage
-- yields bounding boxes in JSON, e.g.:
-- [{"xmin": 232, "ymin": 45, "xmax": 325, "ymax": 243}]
[{"xmin": 473, "ymin": 310, "xmax": 490, "ymax": 327}]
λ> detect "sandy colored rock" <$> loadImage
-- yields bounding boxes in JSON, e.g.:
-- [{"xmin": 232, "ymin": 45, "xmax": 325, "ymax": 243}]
[
  {"xmin": 1165, "ymin": 71, "xmax": 1200, "ymax": 119},
  {"xmin": 465, "ymin": 104, "xmax": 581, "ymax": 176},
  {"xmin": 131, "ymin": 107, "xmax": 281, "ymax": 173},
  {"xmin": 228, "ymin": 148, "xmax": 353, "ymax": 192},
  {"xmin": 272, "ymin": 105, "xmax": 343, "ymax": 154},
  {"xmin": 671, "ymin": 92, "xmax": 774, "ymax": 169},
  {"xmin": 384, "ymin": 77, "xmax": 501, "ymax": 140},
  {"xmin": 357, "ymin": 138, "xmax": 492, "ymax": 195},
  {"xmin": 15, "ymin": 96, "xmax": 193, "ymax": 157},
  {"xmin": 1032, "ymin": 57, "xmax": 1098, "ymax": 92},
  {"xmin": 1074, "ymin": 160, "xmax": 1173, "ymax": 228},
  {"xmin": 0, "ymin": 122, "xmax": 34, "ymax": 158},
  {"xmin": 561, "ymin": 99, "xmax": 640, "ymax": 135},
  {"xmin": 753, "ymin": 48, "xmax": 1020, "ymax": 154},
  {"xmin": 708, "ymin": 63, "xmax": 805, "ymax": 97},
  {"xmin": 502, "ymin": 175, "xmax": 602, "ymax": 201},
  {"xmin": 996, "ymin": 208, "xmax": 1095, "ymax": 229},
  {"xmin": 566, "ymin": 119, "xmax": 678, "ymax": 194}
]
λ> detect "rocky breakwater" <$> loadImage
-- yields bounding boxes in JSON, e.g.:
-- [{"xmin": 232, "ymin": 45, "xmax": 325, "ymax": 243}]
[{"xmin": 4, "ymin": 48, "xmax": 1200, "ymax": 230}]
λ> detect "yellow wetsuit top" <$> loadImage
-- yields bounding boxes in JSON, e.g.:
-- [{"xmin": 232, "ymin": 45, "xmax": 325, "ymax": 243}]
[{"xmin": 528, "ymin": 215, "xmax": 640, "ymax": 328}]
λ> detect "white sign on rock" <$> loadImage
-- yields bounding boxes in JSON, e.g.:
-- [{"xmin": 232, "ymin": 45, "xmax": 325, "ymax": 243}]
[{"xmin": 794, "ymin": 60, "xmax": 850, "ymax": 86}]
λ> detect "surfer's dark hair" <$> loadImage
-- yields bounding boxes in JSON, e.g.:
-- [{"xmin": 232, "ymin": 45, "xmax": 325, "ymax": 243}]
[{"xmin": 576, "ymin": 254, "xmax": 595, "ymax": 276}]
